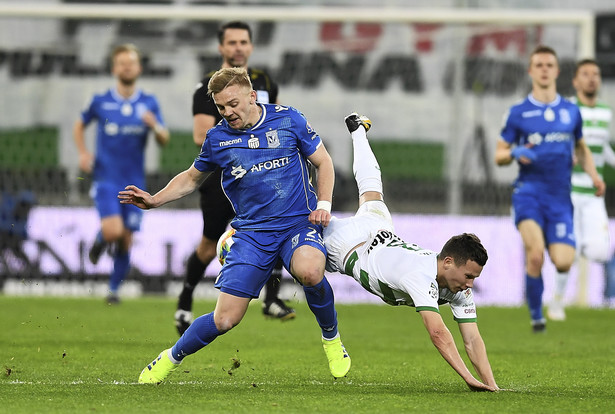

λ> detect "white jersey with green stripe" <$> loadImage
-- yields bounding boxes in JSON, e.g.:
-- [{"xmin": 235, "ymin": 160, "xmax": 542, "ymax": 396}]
[
  {"xmin": 342, "ymin": 229, "xmax": 477, "ymax": 322},
  {"xmin": 569, "ymin": 97, "xmax": 612, "ymax": 194}
]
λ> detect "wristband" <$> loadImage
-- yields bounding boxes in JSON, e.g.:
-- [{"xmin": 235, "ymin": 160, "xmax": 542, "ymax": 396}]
[
  {"xmin": 316, "ymin": 200, "xmax": 332, "ymax": 213},
  {"xmin": 510, "ymin": 146, "xmax": 537, "ymax": 162}
]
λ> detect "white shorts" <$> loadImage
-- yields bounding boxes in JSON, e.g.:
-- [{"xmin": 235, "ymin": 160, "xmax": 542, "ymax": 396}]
[
  {"xmin": 572, "ymin": 192, "xmax": 610, "ymax": 262},
  {"xmin": 323, "ymin": 200, "xmax": 393, "ymax": 273}
]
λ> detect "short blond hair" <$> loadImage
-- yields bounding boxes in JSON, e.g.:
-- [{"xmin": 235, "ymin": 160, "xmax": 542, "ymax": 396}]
[
  {"xmin": 111, "ymin": 43, "xmax": 141, "ymax": 64},
  {"xmin": 207, "ymin": 67, "xmax": 253, "ymax": 96}
]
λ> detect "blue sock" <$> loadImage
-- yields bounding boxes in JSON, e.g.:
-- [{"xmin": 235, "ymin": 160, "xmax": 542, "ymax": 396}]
[
  {"xmin": 171, "ymin": 312, "xmax": 221, "ymax": 361},
  {"xmin": 303, "ymin": 277, "xmax": 338, "ymax": 339},
  {"xmin": 109, "ymin": 251, "xmax": 130, "ymax": 293},
  {"xmin": 526, "ymin": 274, "xmax": 544, "ymax": 321}
]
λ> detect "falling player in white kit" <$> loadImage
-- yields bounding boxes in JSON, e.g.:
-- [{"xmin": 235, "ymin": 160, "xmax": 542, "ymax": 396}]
[{"xmin": 323, "ymin": 113, "xmax": 499, "ymax": 392}]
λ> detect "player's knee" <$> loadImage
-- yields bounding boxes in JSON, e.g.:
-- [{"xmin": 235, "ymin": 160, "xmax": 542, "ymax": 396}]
[
  {"xmin": 553, "ymin": 257, "xmax": 574, "ymax": 273},
  {"xmin": 302, "ymin": 274, "xmax": 323, "ymax": 287},
  {"xmin": 290, "ymin": 257, "xmax": 325, "ymax": 286},
  {"xmin": 554, "ymin": 262, "xmax": 571, "ymax": 272},
  {"xmin": 214, "ymin": 314, "xmax": 241, "ymax": 333},
  {"xmin": 102, "ymin": 228, "xmax": 123, "ymax": 243},
  {"xmin": 290, "ymin": 246, "xmax": 326, "ymax": 286},
  {"xmin": 295, "ymin": 267, "xmax": 325, "ymax": 287},
  {"xmin": 196, "ymin": 237, "xmax": 218, "ymax": 262},
  {"xmin": 526, "ymin": 251, "xmax": 544, "ymax": 271}
]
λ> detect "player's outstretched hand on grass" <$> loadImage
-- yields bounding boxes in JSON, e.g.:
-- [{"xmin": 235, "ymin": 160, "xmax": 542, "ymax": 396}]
[
  {"xmin": 466, "ymin": 378, "xmax": 499, "ymax": 392},
  {"xmin": 118, "ymin": 185, "xmax": 155, "ymax": 210}
]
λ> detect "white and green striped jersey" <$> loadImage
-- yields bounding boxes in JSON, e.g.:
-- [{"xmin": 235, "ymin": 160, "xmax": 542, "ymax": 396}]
[
  {"xmin": 569, "ymin": 97, "xmax": 613, "ymax": 194},
  {"xmin": 343, "ymin": 230, "xmax": 477, "ymax": 322}
]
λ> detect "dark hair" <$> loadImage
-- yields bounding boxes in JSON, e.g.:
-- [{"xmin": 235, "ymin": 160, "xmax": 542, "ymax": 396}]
[
  {"xmin": 574, "ymin": 58, "xmax": 599, "ymax": 76},
  {"xmin": 439, "ymin": 233, "xmax": 488, "ymax": 267},
  {"xmin": 217, "ymin": 21, "xmax": 252, "ymax": 44},
  {"xmin": 529, "ymin": 44, "xmax": 558, "ymax": 65}
]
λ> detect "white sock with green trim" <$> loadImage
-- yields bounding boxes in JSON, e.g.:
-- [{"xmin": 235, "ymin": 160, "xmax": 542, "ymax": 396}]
[{"xmin": 351, "ymin": 127, "xmax": 382, "ymax": 195}]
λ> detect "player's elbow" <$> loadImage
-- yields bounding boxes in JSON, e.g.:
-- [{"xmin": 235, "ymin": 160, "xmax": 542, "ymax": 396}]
[
  {"xmin": 73, "ymin": 119, "xmax": 85, "ymax": 135},
  {"xmin": 192, "ymin": 130, "xmax": 206, "ymax": 147},
  {"xmin": 428, "ymin": 327, "xmax": 450, "ymax": 347},
  {"xmin": 158, "ymin": 134, "xmax": 170, "ymax": 147},
  {"xmin": 494, "ymin": 153, "xmax": 511, "ymax": 166},
  {"xmin": 462, "ymin": 337, "xmax": 480, "ymax": 355}
]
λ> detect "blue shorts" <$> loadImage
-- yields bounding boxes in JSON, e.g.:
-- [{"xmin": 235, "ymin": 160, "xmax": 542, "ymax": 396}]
[
  {"xmin": 91, "ymin": 181, "xmax": 143, "ymax": 232},
  {"xmin": 214, "ymin": 219, "xmax": 327, "ymax": 298},
  {"xmin": 512, "ymin": 191, "xmax": 575, "ymax": 247}
]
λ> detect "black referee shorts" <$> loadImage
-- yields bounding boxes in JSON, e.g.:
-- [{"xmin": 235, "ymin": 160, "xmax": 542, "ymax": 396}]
[{"xmin": 198, "ymin": 168, "xmax": 235, "ymax": 241}]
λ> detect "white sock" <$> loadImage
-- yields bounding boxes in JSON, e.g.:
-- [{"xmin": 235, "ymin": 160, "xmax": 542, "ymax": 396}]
[
  {"xmin": 322, "ymin": 332, "xmax": 340, "ymax": 341},
  {"xmin": 351, "ymin": 127, "xmax": 382, "ymax": 195},
  {"xmin": 553, "ymin": 271, "xmax": 569, "ymax": 301},
  {"xmin": 167, "ymin": 349, "xmax": 181, "ymax": 365}
]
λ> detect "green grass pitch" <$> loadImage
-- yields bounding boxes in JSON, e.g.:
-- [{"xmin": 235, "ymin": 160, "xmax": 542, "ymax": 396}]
[{"xmin": 1, "ymin": 296, "xmax": 614, "ymax": 413}]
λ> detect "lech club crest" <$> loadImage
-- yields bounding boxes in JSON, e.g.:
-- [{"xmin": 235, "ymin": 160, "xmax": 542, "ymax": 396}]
[{"xmin": 266, "ymin": 130, "xmax": 280, "ymax": 148}]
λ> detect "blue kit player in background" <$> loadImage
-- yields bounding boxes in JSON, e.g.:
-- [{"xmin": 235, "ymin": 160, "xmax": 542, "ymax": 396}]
[
  {"xmin": 119, "ymin": 67, "xmax": 350, "ymax": 383},
  {"xmin": 73, "ymin": 43, "xmax": 170, "ymax": 304},
  {"xmin": 495, "ymin": 45, "xmax": 605, "ymax": 333}
]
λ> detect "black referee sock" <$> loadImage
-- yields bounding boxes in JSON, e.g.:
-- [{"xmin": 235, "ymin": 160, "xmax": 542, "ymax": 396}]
[
  {"xmin": 177, "ymin": 252, "xmax": 208, "ymax": 310},
  {"xmin": 264, "ymin": 262, "xmax": 283, "ymax": 302}
]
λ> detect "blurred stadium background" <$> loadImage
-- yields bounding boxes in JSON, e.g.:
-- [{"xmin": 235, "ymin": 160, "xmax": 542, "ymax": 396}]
[{"xmin": 1, "ymin": 0, "xmax": 615, "ymax": 306}]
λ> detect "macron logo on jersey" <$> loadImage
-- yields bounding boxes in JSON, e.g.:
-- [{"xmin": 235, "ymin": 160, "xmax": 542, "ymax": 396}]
[
  {"xmin": 522, "ymin": 110, "xmax": 542, "ymax": 118},
  {"xmin": 102, "ymin": 102, "xmax": 120, "ymax": 110},
  {"xmin": 220, "ymin": 138, "xmax": 242, "ymax": 147}
]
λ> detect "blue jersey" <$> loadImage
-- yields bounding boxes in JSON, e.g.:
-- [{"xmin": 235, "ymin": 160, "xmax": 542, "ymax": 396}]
[
  {"xmin": 501, "ymin": 94, "xmax": 583, "ymax": 197},
  {"xmin": 81, "ymin": 88, "xmax": 165, "ymax": 188},
  {"xmin": 194, "ymin": 103, "xmax": 321, "ymax": 231}
]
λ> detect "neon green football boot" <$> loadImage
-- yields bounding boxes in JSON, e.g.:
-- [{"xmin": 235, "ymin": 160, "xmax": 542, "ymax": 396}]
[
  {"xmin": 322, "ymin": 336, "xmax": 351, "ymax": 378},
  {"xmin": 138, "ymin": 349, "xmax": 180, "ymax": 384}
]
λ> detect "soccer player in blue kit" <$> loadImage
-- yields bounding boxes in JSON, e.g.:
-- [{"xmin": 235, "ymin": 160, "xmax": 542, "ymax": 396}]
[
  {"xmin": 74, "ymin": 43, "xmax": 170, "ymax": 304},
  {"xmin": 119, "ymin": 67, "xmax": 350, "ymax": 383},
  {"xmin": 175, "ymin": 21, "xmax": 294, "ymax": 336},
  {"xmin": 495, "ymin": 45, "xmax": 605, "ymax": 333}
]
